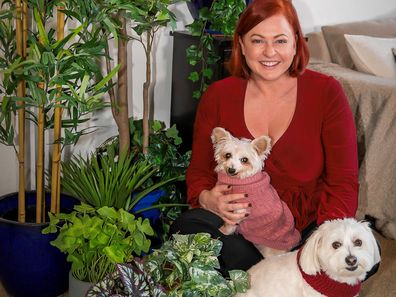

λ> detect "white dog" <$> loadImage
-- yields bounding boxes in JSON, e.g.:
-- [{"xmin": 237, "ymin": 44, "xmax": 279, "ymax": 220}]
[
  {"xmin": 236, "ymin": 218, "xmax": 381, "ymax": 297},
  {"xmin": 211, "ymin": 127, "xmax": 300, "ymax": 257}
]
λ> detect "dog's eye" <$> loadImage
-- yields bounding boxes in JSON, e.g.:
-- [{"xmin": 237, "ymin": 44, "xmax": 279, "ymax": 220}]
[
  {"xmin": 354, "ymin": 239, "xmax": 362, "ymax": 247},
  {"xmin": 241, "ymin": 157, "xmax": 248, "ymax": 163},
  {"xmin": 332, "ymin": 241, "xmax": 342, "ymax": 249},
  {"xmin": 225, "ymin": 153, "xmax": 231, "ymax": 159}
]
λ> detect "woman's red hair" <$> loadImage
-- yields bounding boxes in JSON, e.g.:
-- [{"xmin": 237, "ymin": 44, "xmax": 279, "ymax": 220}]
[{"xmin": 228, "ymin": 0, "xmax": 309, "ymax": 78}]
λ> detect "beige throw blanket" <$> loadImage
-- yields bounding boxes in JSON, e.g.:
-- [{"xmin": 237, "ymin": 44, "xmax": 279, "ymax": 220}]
[{"xmin": 309, "ymin": 60, "xmax": 396, "ymax": 239}]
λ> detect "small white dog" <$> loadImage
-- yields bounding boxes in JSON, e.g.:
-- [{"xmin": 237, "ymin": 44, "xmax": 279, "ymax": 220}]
[
  {"xmin": 211, "ymin": 127, "xmax": 300, "ymax": 257},
  {"xmin": 236, "ymin": 218, "xmax": 381, "ymax": 297}
]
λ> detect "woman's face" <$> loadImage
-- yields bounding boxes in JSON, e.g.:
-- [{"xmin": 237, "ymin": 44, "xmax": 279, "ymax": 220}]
[{"xmin": 240, "ymin": 14, "xmax": 297, "ymax": 82}]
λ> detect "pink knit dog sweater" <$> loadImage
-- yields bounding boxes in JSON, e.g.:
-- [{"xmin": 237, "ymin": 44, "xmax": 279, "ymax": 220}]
[{"xmin": 217, "ymin": 171, "xmax": 301, "ymax": 250}]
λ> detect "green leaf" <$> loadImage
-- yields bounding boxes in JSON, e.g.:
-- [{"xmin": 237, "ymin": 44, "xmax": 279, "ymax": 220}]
[
  {"xmin": 188, "ymin": 71, "xmax": 199, "ymax": 82},
  {"xmin": 103, "ymin": 244, "xmax": 126, "ymax": 263},
  {"xmin": 140, "ymin": 218, "xmax": 154, "ymax": 236},
  {"xmin": 97, "ymin": 206, "xmax": 119, "ymax": 220},
  {"xmin": 94, "ymin": 63, "xmax": 120, "ymax": 91},
  {"xmin": 193, "ymin": 90, "xmax": 201, "ymax": 99},
  {"xmin": 33, "ymin": 8, "xmax": 49, "ymax": 47},
  {"xmin": 229, "ymin": 270, "xmax": 250, "ymax": 293},
  {"xmin": 202, "ymin": 67, "xmax": 213, "ymax": 79}
]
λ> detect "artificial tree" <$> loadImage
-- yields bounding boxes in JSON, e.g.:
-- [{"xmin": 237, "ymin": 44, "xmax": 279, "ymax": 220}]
[
  {"xmin": 0, "ymin": 0, "xmax": 117, "ymax": 223},
  {"xmin": 128, "ymin": 0, "xmax": 183, "ymax": 154}
]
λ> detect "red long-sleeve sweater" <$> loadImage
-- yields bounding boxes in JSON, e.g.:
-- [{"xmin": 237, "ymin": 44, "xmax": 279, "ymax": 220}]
[{"xmin": 186, "ymin": 70, "xmax": 359, "ymax": 231}]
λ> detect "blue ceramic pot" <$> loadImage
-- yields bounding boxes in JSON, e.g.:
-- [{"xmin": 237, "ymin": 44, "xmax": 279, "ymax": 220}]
[
  {"xmin": 131, "ymin": 189, "xmax": 166, "ymax": 221},
  {"xmin": 0, "ymin": 191, "xmax": 79, "ymax": 297}
]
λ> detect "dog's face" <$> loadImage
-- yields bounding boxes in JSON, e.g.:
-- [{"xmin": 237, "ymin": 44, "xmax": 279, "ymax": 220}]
[
  {"xmin": 211, "ymin": 127, "xmax": 271, "ymax": 179},
  {"xmin": 299, "ymin": 218, "xmax": 381, "ymax": 285}
]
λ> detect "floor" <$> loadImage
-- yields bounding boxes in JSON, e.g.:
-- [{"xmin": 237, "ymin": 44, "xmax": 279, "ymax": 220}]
[{"xmin": 1, "ymin": 231, "xmax": 395, "ymax": 297}]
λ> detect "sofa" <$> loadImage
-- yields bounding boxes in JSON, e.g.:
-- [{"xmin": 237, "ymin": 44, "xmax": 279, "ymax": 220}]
[{"xmin": 306, "ymin": 18, "xmax": 396, "ymax": 240}]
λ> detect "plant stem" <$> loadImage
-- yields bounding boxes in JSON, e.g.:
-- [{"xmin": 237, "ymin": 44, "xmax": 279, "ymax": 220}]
[
  {"xmin": 116, "ymin": 13, "xmax": 130, "ymax": 155},
  {"xmin": 16, "ymin": 0, "xmax": 26, "ymax": 223},
  {"xmin": 50, "ymin": 6, "xmax": 65, "ymax": 215},
  {"xmin": 133, "ymin": 203, "xmax": 189, "ymax": 214},
  {"xmin": 142, "ymin": 29, "xmax": 153, "ymax": 155},
  {"xmin": 36, "ymin": 8, "xmax": 46, "ymax": 224}
]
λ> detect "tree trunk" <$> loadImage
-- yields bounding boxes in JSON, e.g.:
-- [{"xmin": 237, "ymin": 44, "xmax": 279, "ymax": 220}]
[
  {"xmin": 36, "ymin": 105, "xmax": 45, "ymax": 223},
  {"xmin": 36, "ymin": 8, "xmax": 46, "ymax": 223},
  {"xmin": 115, "ymin": 15, "xmax": 130, "ymax": 155},
  {"xmin": 50, "ymin": 6, "xmax": 64, "ymax": 215},
  {"xmin": 142, "ymin": 31, "xmax": 152, "ymax": 155},
  {"xmin": 16, "ymin": 0, "xmax": 26, "ymax": 223}
]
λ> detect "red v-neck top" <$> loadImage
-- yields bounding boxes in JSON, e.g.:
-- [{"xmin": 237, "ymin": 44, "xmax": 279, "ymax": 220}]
[{"xmin": 186, "ymin": 69, "xmax": 358, "ymax": 231}]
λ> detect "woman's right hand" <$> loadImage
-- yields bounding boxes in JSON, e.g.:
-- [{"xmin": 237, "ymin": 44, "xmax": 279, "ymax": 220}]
[{"xmin": 198, "ymin": 185, "xmax": 250, "ymax": 226}]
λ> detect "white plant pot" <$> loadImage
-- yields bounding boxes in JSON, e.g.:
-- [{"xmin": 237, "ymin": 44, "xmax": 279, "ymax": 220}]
[{"xmin": 68, "ymin": 271, "xmax": 93, "ymax": 297}]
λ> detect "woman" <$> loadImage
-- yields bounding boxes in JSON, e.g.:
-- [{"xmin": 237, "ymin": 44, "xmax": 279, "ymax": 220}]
[{"xmin": 170, "ymin": 0, "xmax": 359, "ymax": 275}]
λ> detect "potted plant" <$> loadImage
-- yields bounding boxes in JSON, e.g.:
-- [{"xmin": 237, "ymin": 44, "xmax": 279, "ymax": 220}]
[
  {"xmin": 186, "ymin": 0, "xmax": 246, "ymax": 98},
  {"xmin": 42, "ymin": 203, "xmax": 155, "ymax": 297},
  {"xmin": 48, "ymin": 145, "xmax": 185, "ymax": 294},
  {"xmin": 87, "ymin": 233, "xmax": 250, "ymax": 296},
  {"xmin": 60, "ymin": 144, "xmax": 185, "ymax": 216},
  {"xmin": 0, "ymin": 1, "xmax": 119, "ymax": 296},
  {"xmin": 97, "ymin": 118, "xmax": 191, "ymax": 239}
]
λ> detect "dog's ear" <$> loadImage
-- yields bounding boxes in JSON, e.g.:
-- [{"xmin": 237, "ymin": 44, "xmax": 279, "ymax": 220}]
[
  {"xmin": 299, "ymin": 226, "xmax": 323, "ymax": 275},
  {"xmin": 360, "ymin": 221, "xmax": 381, "ymax": 265},
  {"xmin": 211, "ymin": 127, "xmax": 232, "ymax": 145},
  {"xmin": 251, "ymin": 135, "xmax": 271, "ymax": 159}
]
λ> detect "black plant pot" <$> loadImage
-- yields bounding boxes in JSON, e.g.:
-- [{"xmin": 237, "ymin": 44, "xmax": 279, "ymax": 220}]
[{"xmin": 0, "ymin": 191, "xmax": 79, "ymax": 297}]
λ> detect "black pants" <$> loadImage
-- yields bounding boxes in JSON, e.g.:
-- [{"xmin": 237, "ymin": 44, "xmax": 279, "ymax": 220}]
[
  {"xmin": 170, "ymin": 208, "xmax": 380, "ymax": 280},
  {"xmin": 169, "ymin": 208, "xmax": 316, "ymax": 276}
]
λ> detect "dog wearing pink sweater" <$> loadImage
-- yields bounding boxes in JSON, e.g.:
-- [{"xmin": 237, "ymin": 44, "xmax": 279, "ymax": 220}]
[{"xmin": 211, "ymin": 127, "xmax": 301, "ymax": 257}]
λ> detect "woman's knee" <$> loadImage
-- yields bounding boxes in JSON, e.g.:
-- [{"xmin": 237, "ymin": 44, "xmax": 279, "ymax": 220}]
[{"xmin": 169, "ymin": 208, "xmax": 223, "ymax": 237}]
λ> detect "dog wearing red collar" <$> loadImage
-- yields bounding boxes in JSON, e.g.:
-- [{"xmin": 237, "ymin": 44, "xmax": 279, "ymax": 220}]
[{"xmin": 236, "ymin": 218, "xmax": 381, "ymax": 297}]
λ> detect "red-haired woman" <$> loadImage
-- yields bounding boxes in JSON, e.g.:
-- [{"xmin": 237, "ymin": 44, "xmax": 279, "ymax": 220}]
[{"xmin": 171, "ymin": 0, "xmax": 361, "ymax": 276}]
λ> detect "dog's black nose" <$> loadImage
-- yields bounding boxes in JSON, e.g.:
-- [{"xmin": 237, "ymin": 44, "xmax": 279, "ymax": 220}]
[
  {"xmin": 227, "ymin": 168, "xmax": 236, "ymax": 175},
  {"xmin": 345, "ymin": 255, "xmax": 357, "ymax": 266}
]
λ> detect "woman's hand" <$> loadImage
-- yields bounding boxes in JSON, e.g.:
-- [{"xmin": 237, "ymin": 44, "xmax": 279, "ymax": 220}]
[{"xmin": 198, "ymin": 185, "xmax": 250, "ymax": 225}]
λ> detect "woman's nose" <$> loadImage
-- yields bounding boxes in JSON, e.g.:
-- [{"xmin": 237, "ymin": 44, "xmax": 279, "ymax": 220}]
[{"xmin": 263, "ymin": 43, "xmax": 276, "ymax": 57}]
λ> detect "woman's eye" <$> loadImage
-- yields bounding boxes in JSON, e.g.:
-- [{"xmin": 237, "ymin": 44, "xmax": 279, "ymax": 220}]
[
  {"xmin": 252, "ymin": 39, "xmax": 264, "ymax": 44},
  {"xmin": 225, "ymin": 153, "xmax": 231, "ymax": 159},
  {"xmin": 275, "ymin": 39, "xmax": 288, "ymax": 44},
  {"xmin": 332, "ymin": 241, "xmax": 342, "ymax": 249},
  {"xmin": 241, "ymin": 157, "xmax": 248, "ymax": 163}
]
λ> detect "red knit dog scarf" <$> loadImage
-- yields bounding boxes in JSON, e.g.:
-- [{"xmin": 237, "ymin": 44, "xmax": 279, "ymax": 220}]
[{"xmin": 297, "ymin": 249, "xmax": 361, "ymax": 297}]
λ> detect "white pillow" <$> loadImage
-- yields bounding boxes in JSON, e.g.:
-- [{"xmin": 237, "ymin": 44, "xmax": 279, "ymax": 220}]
[{"xmin": 344, "ymin": 34, "xmax": 396, "ymax": 79}]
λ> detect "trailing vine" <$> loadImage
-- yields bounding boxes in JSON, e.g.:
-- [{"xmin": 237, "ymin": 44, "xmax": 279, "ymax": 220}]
[{"xmin": 186, "ymin": 0, "xmax": 246, "ymax": 99}]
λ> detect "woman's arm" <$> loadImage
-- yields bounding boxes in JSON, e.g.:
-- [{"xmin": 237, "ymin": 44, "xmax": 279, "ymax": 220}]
[
  {"xmin": 317, "ymin": 78, "xmax": 359, "ymax": 224},
  {"xmin": 186, "ymin": 84, "xmax": 219, "ymax": 207},
  {"xmin": 185, "ymin": 82, "xmax": 250, "ymax": 225}
]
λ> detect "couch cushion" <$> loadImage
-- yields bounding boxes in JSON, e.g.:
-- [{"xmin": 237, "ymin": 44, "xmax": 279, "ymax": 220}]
[
  {"xmin": 306, "ymin": 31, "xmax": 332, "ymax": 63},
  {"xmin": 344, "ymin": 35, "xmax": 396, "ymax": 79},
  {"xmin": 322, "ymin": 18, "xmax": 396, "ymax": 68}
]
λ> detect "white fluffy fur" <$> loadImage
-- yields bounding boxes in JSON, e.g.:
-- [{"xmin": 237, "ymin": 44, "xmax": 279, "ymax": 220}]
[
  {"xmin": 236, "ymin": 218, "xmax": 381, "ymax": 297},
  {"xmin": 211, "ymin": 127, "xmax": 287, "ymax": 257},
  {"xmin": 211, "ymin": 127, "xmax": 271, "ymax": 179}
]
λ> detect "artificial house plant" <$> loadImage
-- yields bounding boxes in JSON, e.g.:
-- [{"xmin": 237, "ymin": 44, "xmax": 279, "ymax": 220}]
[
  {"xmin": 87, "ymin": 233, "xmax": 249, "ymax": 296},
  {"xmin": 0, "ymin": 1, "xmax": 119, "ymax": 296},
  {"xmin": 42, "ymin": 203, "xmax": 155, "ymax": 285},
  {"xmin": 186, "ymin": 0, "xmax": 246, "ymax": 99},
  {"xmin": 42, "ymin": 141, "xmax": 185, "ymax": 297},
  {"xmin": 97, "ymin": 118, "xmax": 191, "ymax": 240},
  {"xmin": 60, "ymin": 0, "xmax": 190, "ymax": 217}
]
